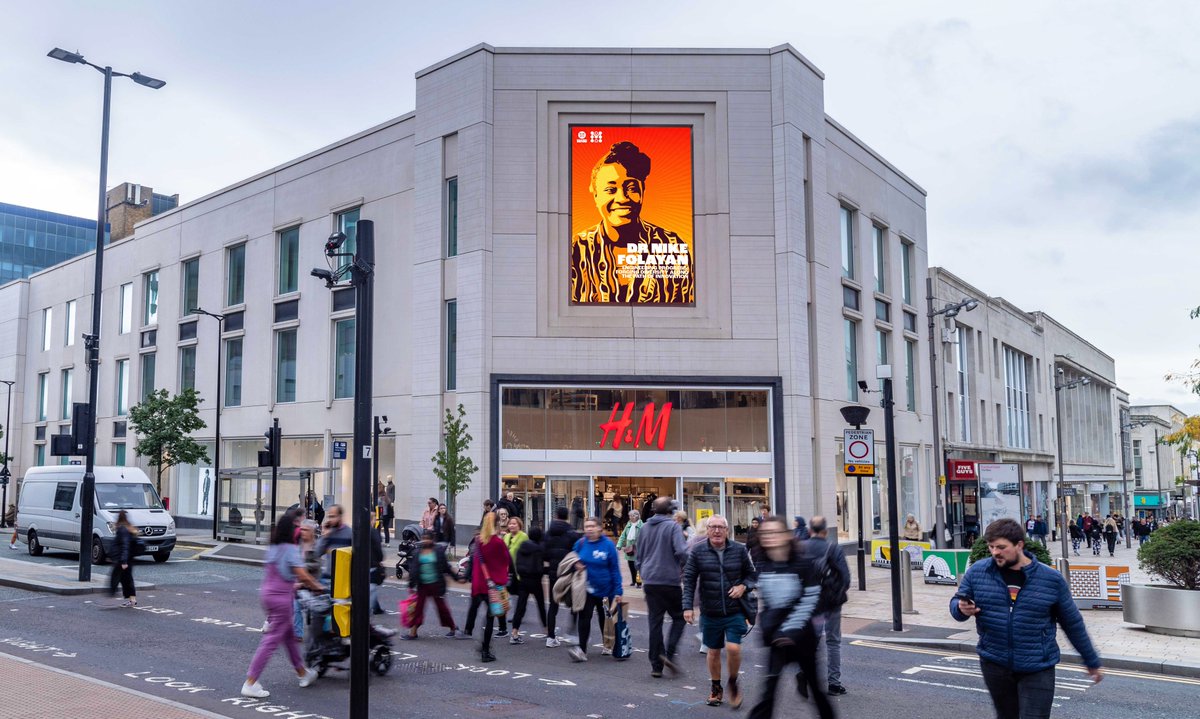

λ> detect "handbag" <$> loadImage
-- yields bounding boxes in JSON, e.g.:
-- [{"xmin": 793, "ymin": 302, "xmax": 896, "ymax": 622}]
[
  {"xmin": 476, "ymin": 541, "xmax": 510, "ymax": 617},
  {"xmin": 398, "ymin": 594, "xmax": 419, "ymax": 628}
]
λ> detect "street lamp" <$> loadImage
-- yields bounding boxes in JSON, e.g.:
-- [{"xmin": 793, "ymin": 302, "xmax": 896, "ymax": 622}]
[
  {"xmin": 47, "ymin": 47, "xmax": 165, "ymax": 582},
  {"xmin": 926, "ymin": 278, "xmax": 979, "ymax": 548},
  {"xmin": 193, "ymin": 308, "xmax": 225, "ymax": 540},
  {"xmin": 1120, "ymin": 419, "xmax": 1148, "ymax": 548},
  {"xmin": 1054, "ymin": 368, "xmax": 1089, "ymax": 560},
  {"xmin": 1, "ymin": 380, "xmax": 14, "ymax": 527}
]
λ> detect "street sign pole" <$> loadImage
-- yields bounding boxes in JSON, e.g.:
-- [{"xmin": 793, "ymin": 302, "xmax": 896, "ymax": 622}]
[{"xmin": 843, "ymin": 426, "xmax": 876, "ymax": 592}]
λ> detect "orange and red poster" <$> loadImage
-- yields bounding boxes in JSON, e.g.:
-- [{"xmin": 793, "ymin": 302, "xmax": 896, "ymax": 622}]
[{"xmin": 569, "ymin": 126, "xmax": 694, "ymax": 306}]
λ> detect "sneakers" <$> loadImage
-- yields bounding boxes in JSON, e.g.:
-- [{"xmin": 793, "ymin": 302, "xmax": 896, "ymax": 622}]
[
  {"xmin": 453, "ymin": 630, "xmax": 471, "ymax": 640},
  {"xmin": 298, "ymin": 668, "xmax": 318, "ymax": 688},
  {"xmin": 120, "ymin": 599, "xmax": 136, "ymax": 608},
  {"xmin": 651, "ymin": 668, "xmax": 664, "ymax": 678},
  {"xmin": 241, "ymin": 681, "xmax": 269, "ymax": 698},
  {"xmin": 494, "ymin": 627, "xmax": 509, "ymax": 637},
  {"xmin": 509, "ymin": 634, "xmax": 525, "ymax": 645},
  {"xmin": 568, "ymin": 647, "xmax": 588, "ymax": 662},
  {"xmin": 545, "ymin": 637, "xmax": 561, "ymax": 648},
  {"xmin": 481, "ymin": 650, "xmax": 497, "ymax": 663},
  {"xmin": 7, "ymin": 544, "xmax": 16, "ymax": 551},
  {"xmin": 827, "ymin": 683, "xmax": 847, "ymax": 696},
  {"xmin": 399, "ymin": 632, "xmax": 418, "ymax": 641},
  {"xmin": 600, "ymin": 647, "xmax": 612, "ymax": 656},
  {"xmin": 728, "ymin": 678, "xmax": 743, "ymax": 709},
  {"xmin": 707, "ymin": 683, "xmax": 723, "ymax": 706}
]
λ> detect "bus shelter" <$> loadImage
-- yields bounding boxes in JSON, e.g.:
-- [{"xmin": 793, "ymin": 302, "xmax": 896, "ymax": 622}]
[{"xmin": 216, "ymin": 466, "xmax": 332, "ymax": 543}]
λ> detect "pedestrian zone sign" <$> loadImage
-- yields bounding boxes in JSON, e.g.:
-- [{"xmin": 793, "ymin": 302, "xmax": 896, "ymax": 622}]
[{"xmin": 843, "ymin": 429, "xmax": 875, "ymax": 476}]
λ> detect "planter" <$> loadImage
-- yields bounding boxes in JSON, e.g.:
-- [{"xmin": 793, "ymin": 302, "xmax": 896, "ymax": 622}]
[{"xmin": 1121, "ymin": 583, "xmax": 1200, "ymax": 638}]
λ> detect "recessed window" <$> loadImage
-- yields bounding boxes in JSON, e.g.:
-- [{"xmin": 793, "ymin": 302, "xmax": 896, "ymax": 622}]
[
  {"xmin": 446, "ymin": 177, "xmax": 459, "ymax": 257},
  {"xmin": 60, "ymin": 369, "xmax": 73, "ymax": 420},
  {"xmin": 65, "ymin": 300, "xmax": 76, "ymax": 346},
  {"xmin": 179, "ymin": 346, "xmax": 196, "ymax": 393},
  {"xmin": 332, "ymin": 287, "xmax": 355, "ymax": 312},
  {"xmin": 144, "ymin": 271, "xmax": 159, "ymax": 325},
  {"xmin": 900, "ymin": 242, "xmax": 913, "ymax": 305},
  {"xmin": 227, "ymin": 243, "xmax": 246, "ymax": 306},
  {"xmin": 116, "ymin": 359, "xmax": 129, "ymax": 416},
  {"xmin": 119, "ymin": 283, "xmax": 133, "ymax": 334},
  {"xmin": 876, "ymin": 329, "xmax": 890, "ymax": 391},
  {"xmin": 844, "ymin": 319, "xmax": 859, "ymax": 401},
  {"xmin": 842, "ymin": 286, "xmax": 860, "ymax": 311},
  {"xmin": 37, "ymin": 372, "xmax": 48, "ymax": 421},
  {"xmin": 875, "ymin": 299, "xmax": 890, "ymax": 323},
  {"xmin": 335, "ymin": 208, "xmax": 360, "ymax": 272},
  {"xmin": 274, "ymin": 299, "xmax": 299, "ymax": 323},
  {"xmin": 140, "ymin": 353, "xmax": 156, "ymax": 400},
  {"xmin": 276, "ymin": 329, "xmax": 298, "ymax": 403},
  {"xmin": 224, "ymin": 311, "xmax": 244, "ymax": 332},
  {"xmin": 114, "ymin": 443, "xmax": 126, "ymax": 466},
  {"xmin": 903, "ymin": 311, "xmax": 917, "ymax": 333},
  {"xmin": 333, "ymin": 319, "xmax": 355, "ymax": 399},
  {"xmin": 278, "ymin": 227, "xmax": 300, "ymax": 295},
  {"xmin": 178, "ymin": 320, "xmax": 197, "ymax": 342},
  {"xmin": 840, "ymin": 207, "xmax": 855, "ymax": 280},
  {"xmin": 141, "ymin": 329, "xmax": 157, "ymax": 348},
  {"xmin": 905, "ymin": 339, "xmax": 917, "ymax": 412},
  {"xmin": 446, "ymin": 300, "xmax": 457, "ymax": 391},
  {"xmin": 225, "ymin": 338, "xmax": 243, "ymax": 407},
  {"xmin": 41, "ymin": 308, "xmax": 52, "ymax": 352},
  {"xmin": 181, "ymin": 258, "xmax": 200, "ymax": 316},
  {"xmin": 873, "ymin": 225, "xmax": 886, "ymax": 293}
]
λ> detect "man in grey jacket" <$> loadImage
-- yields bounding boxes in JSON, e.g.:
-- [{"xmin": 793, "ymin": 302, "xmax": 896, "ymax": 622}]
[
  {"xmin": 807, "ymin": 516, "xmax": 850, "ymax": 696},
  {"xmin": 636, "ymin": 496, "xmax": 689, "ymax": 678}
]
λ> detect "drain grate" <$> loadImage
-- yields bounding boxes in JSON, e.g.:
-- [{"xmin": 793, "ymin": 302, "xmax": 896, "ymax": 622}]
[{"xmin": 392, "ymin": 660, "xmax": 455, "ymax": 674}]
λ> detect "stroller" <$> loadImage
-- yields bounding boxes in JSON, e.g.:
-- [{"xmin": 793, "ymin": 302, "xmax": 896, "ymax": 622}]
[
  {"xmin": 300, "ymin": 590, "xmax": 396, "ymax": 677},
  {"xmin": 392, "ymin": 524, "xmax": 423, "ymax": 580}
]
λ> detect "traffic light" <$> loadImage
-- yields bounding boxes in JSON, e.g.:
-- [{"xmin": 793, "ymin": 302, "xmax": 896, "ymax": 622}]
[
  {"xmin": 70, "ymin": 402, "xmax": 92, "ymax": 454},
  {"xmin": 258, "ymin": 425, "xmax": 281, "ymax": 468}
]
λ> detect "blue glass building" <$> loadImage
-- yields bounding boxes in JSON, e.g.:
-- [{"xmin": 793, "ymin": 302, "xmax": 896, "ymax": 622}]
[{"xmin": 0, "ymin": 203, "xmax": 107, "ymax": 284}]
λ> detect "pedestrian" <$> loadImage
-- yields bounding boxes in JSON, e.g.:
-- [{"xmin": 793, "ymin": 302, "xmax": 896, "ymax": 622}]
[
  {"xmin": 403, "ymin": 530, "xmax": 464, "ymax": 640},
  {"xmin": 636, "ymin": 496, "xmax": 688, "ymax": 678},
  {"xmin": 1089, "ymin": 521, "xmax": 1103, "ymax": 556},
  {"xmin": 107, "ymin": 510, "xmax": 139, "ymax": 607},
  {"xmin": 315, "ymin": 505, "xmax": 352, "ymax": 583},
  {"xmin": 304, "ymin": 490, "xmax": 324, "ymax": 524},
  {"xmin": 902, "ymin": 514, "xmax": 922, "ymax": 541},
  {"xmin": 950, "ymin": 518, "xmax": 1102, "ymax": 718},
  {"xmin": 567, "ymin": 517, "xmax": 622, "ymax": 662},
  {"xmin": 463, "ymin": 512, "xmax": 510, "ymax": 663},
  {"xmin": 1103, "ymin": 515, "xmax": 1119, "ymax": 556},
  {"xmin": 747, "ymin": 516, "xmax": 834, "ymax": 719},
  {"xmin": 497, "ymin": 492, "xmax": 521, "ymax": 521},
  {"xmin": 1068, "ymin": 521, "xmax": 1084, "ymax": 556},
  {"xmin": 369, "ymin": 521, "xmax": 386, "ymax": 616},
  {"xmin": 378, "ymin": 489, "xmax": 395, "ymax": 546},
  {"xmin": 1081, "ymin": 513, "xmax": 1094, "ymax": 549},
  {"xmin": 295, "ymin": 519, "xmax": 321, "ymax": 641},
  {"xmin": 806, "ymin": 516, "xmax": 850, "ymax": 697},
  {"xmin": 543, "ymin": 506, "xmax": 581, "ymax": 647},
  {"xmin": 502, "ymin": 516, "xmax": 530, "ymax": 641},
  {"xmin": 241, "ymin": 511, "xmax": 325, "ymax": 698},
  {"xmin": 421, "ymin": 497, "xmax": 438, "ymax": 532},
  {"xmin": 746, "ymin": 517, "xmax": 763, "ymax": 565},
  {"xmin": 7, "ymin": 505, "xmax": 18, "ymax": 550},
  {"xmin": 793, "ymin": 515, "xmax": 810, "ymax": 540},
  {"xmin": 433, "ymin": 503, "xmax": 456, "ymax": 548},
  {"xmin": 616, "ymin": 509, "xmax": 643, "ymax": 588},
  {"xmin": 675, "ymin": 510, "xmax": 693, "ymax": 541},
  {"xmin": 510, "ymin": 526, "xmax": 548, "ymax": 644},
  {"xmin": 683, "ymin": 515, "xmax": 758, "ymax": 708}
]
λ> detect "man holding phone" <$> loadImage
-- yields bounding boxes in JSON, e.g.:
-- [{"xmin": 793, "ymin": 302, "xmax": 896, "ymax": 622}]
[{"xmin": 951, "ymin": 518, "xmax": 1102, "ymax": 718}]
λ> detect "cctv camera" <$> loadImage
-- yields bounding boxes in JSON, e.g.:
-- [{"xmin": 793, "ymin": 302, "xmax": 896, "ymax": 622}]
[
  {"xmin": 325, "ymin": 232, "xmax": 347, "ymax": 255},
  {"xmin": 857, "ymin": 380, "xmax": 869, "ymax": 392},
  {"xmin": 1056, "ymin": 367, "xmax": 1065, "ymax": 375},
  {"xmin": 382, "ymin": 415, "xmax": 388, "ymax": 424},
  {"xmin": 311, "ymin": 268, "xmax": 334, "ymax": 282}
]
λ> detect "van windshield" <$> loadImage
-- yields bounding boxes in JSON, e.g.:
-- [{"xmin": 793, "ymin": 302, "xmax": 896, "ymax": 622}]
[{"xmin": 95, "ymin": 483, "xmax": 164, "ymax": 510}]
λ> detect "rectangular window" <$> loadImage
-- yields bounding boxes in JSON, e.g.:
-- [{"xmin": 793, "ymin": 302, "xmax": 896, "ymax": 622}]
[
  {"xmin": 840, "ymin": 207, "xmax": 855, "ymax": 280},
  {"xmin": 875, "ymin": 299, "xmax": 890, "ymax": 323},
  {"xmin": 876, "ymin": 329, "xmax": 889, "ymax": 391},
  {"xmin": 905, "ymin": 339, "xmax": 917, "ymax": 412},
  {"xmin": 845, "ymin": 318, "xmax": 859, "ymax": 401},
  {"xmin": 140, "ymin": 352, "xmax": 156, "ymax": 399},
  {"xmin": 65, "ymin": 300, "xmax": 76, "ymax": 346},
  {"xmin": 956, "ymin": 326, "xmax": 971, "ymax": 442},
  {"xmin": 116, "ymin": 358, "xmax": 129, "ymax": 416},
  {"xmin": 143, "ymin": 271, "xmax": 159, "ymax": 325},
  {"xmin": 1004, "ymin": 347, "xmax": 1031, "ymax": 449},
  {"xmin": 276, "ymin": 329, "xmax": 297, "ymax": 403},
  {"xmin": 842, "ymin": 286, "xmax": 860, "ymax": 311},
  {"xmin": 278, "ymin": 226, "xmax": 300, "ymax": 295},
  {"xmin": 227, "ymin": 243, "xmax": 246, "ymax": 306},
  {"xmin": 114, "ymin": 443, "xmax": 126, "ymax": 466},
  {"xmin": 446, "ymin": 177, "xmax": 459, "ymax": 257},
  {"xmin": 903, "ymin": 311, "xmax": 917, "ymax": 333},
  {"xmin": 53, "ymin": 482, "xmax": 76, "ymax": 511},
  {"xmin": 35, "ymin": 444, "xmax": 45, "ymax": 466},
  {"xmin": 41, "ymin": 308, "xmax": 52, "ymax": 351},
  {"xmin": 336, "ymin": 208, "xmax": 360, "ymax": 271},
  {"xmin": 60, "ymin": 369, "xmax": 73, "ymax": 420},
  {"xmin": 119, "ymin": 283, "xmax": 133, "ymax": 334},
  {"xmin": 181, "ymin": 258, "xmax": 200, "ymax": 315},
  {"xmin": 225, "ymin": 338, "xmax": 243, "ymax": 407},
  {"xmin": 446, "ymin": 300, "xmax": 458, "ymax": 391},
  {"xmin": 37, "ymin": 372, "xmax": 48, "ymax": 421},
  {"xmin": 873, "ymin": 225, "xmax": 885, "ymax": 293},
  {"xmin": 178, "ymin": 346, "xmax": 196, "ymax": 393},
  {"xmin": 901, "ymin": 241, "xmax": 913, "ymax": 305},
  {"xmin": 333, "ymin": 319, "xmax": 355, "ymax": 399}
]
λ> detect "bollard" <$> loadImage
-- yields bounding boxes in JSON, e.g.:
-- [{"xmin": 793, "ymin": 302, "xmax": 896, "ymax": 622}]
[
  {"xmin": 899, "ymin": 549, "xmax": 918, "ymax": 614},
  {"xmin": 1056, "ymin": 556, "xmax": 1071, "ymax": 587}
]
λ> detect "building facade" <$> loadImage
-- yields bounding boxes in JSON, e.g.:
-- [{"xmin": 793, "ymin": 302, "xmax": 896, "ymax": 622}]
[
  {"xmin": 1129, "ymin": 404, "xmax": 1197, "ymax": 519},
  {"xmin": 1, "ymin": 45, "xmax": 937, "ymax": 541}
]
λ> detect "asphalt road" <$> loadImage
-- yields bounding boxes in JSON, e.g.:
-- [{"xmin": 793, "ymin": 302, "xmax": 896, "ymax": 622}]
[{"xmin": 0, "ymin": 551, "xmax": 1195, "ymax": 719}]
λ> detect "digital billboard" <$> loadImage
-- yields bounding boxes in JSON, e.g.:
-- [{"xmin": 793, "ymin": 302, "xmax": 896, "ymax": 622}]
[{"xmin": 569, "ymin": 125, "xmax": 694, "ymax": 305}]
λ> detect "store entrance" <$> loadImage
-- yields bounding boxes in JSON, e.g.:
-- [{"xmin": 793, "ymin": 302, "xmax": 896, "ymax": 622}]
[
  {"xmin": 501, "ymin": 475, "xmax": 548, "ymax": 532},
  {"xmin": 594, "ymin": 477, "xmax": 678, "ymax": 537}
]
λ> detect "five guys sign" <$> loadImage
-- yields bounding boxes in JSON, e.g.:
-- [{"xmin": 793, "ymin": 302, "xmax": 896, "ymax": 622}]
[
  {"xmin": 948, "ymin": 460, "xmax": 977, "ymax": 481},
  {"xmin": 599, "ymin": 402, "xmax": 672, "ymax": 450}
]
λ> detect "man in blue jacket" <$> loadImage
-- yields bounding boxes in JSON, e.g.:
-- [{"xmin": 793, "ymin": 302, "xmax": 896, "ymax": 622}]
[{"xmin": 950, "ymin": 518, "xmax": 1103, "ymax": 718}]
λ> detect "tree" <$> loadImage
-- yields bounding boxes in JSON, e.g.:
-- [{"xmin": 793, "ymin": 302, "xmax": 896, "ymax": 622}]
[
  {"xmin": 431, "ymin": 404, "xmax": 478, "ymax": 519},
  {"xmin": 127, "ymin": 388, "xmax": 211, "ymax": 496}
]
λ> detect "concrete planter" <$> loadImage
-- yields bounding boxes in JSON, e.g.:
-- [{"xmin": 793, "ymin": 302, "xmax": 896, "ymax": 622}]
[{"xmin": 1121, "ymin": 583, "xmax": 1200, "ymax": 638}]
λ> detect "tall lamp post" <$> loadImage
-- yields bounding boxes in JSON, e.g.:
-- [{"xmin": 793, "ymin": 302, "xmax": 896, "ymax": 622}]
[
  {"xmin": 47, "ymin": 48, "xmax": 164, "ymax": 582},
  {"xmin": 1119, "ymin": 419, "xmax": 1147, "ymax": 548},
  {"xmin": 1054, "ymin": 367, "xmax": 1089, "ymax": 560},
  {"xmin": 925, "ymin": 278, "xmax": 979, "ymax": 548},
  {"xmin": 1, "ymin": 380, "xmax": 14, "ymax": 526},
  {"xmin": 193, "ymin": 308, "xmax": 225, "ymax": 539}
]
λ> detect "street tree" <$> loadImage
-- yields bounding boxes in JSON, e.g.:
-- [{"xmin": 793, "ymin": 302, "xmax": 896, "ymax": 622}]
[
  {"xmin": 128, "ymin": 388, "xmax": 211, "ymax": 496},
  {"xmin": 431, "ymin": 403, "xmax": 478, "ymax": 519}
]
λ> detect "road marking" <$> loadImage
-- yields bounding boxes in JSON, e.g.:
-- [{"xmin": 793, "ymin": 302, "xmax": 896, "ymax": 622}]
[
  {"xmin": 1, "ymin": 637, "xmax": 76, "ymax": 658},
  {"xmin": 450, "ymin": 662, "xmax": 575, "ymax": 686},
  {"xmin": 123, "ymin": 671, "xmax": 216, "ymax": 694}
]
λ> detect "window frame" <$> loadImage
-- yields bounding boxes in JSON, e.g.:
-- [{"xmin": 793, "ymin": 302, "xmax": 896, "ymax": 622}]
[
  {"xmin": 119, "ymin": 283, "xmax": 133, "ymax": 334},
  {"xmin": 275, "ymin": 328, "xmax": 298, "ymax": 403},
  {"xmin": 840, "ymin": 206, "xmax": 856, "ymax": 280},
  {"xmin": 41, "ymin": 307, "xmax": 52, "ymax": 352},
  {"xmin": 446, "ymin": 300, "xmax": 458, "ymax": 392},
  {"xmin": 178, "ymin": 345, "xmax": 196, "ymax": 394},
  {"xmin": 333, "ymin": 318, "xmax": 356, "ymax": 400},
  {"xmin": 844, "ymin": 318, "xmax": 859, "ymax": 401},
  {"xmin": 65, "ymin": 300, "xmax": 76, "ymax": 346},
  {"xmin": 181, "ymin": 257, "xmax": 200, "ymax": 317},
  {"xmin": 446, "ymin": 177, "xmax": 459, "ymax": 257},
  {"xmin": 225, "ymin": 337, "xmax": 243, "ymax": 407},
  {"xmin": 60, "ymin": 368, "xmax": 73, "ymax": 420},
  {"xmin": 277, "ymin": 226, "xmax": 300, "ymax": 295},
  {"xmin": 143, "ymin": 271, "xmax": 159, "ymax": 326},
  {"xmin": 226, "ymin": 243, "xmax": 247, "ymax": 307},
  {"xmin": 115, "ymin": 358, "xmax": 130, "ymax": 416},
  {"xmin": 872, "ymin": 225, "xmax": 886, "ymax": 293},
  {"xmin": 335, "ymin": 208, "xmax": 361, "ymax": 272}
]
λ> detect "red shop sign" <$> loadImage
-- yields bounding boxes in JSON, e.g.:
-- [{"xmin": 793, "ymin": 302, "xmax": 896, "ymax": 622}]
[
  {"xmin": 599, "ymin": 402, "xmax": 672, "ymax": 450},
  {"xmin": 948, "ymin": 460, "xmax": 977, "ymax": 481}
]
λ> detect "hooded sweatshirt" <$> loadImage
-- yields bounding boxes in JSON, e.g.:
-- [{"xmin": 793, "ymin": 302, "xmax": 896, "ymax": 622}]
[
  {"xmin": 636, "ymin": 513, "xmax": 688, "ymax": 586},
  {"xmin": 573, "ymin": 534, "xmax": 622, "ymax": 599}
]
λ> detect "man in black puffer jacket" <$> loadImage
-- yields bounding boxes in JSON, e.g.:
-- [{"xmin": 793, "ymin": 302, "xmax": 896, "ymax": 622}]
[
  {"xmin": 542, "ymin": 506, "xmax": 580, "ymax": 647},
  {"xmin": 683, "ymin": 515, "xmax": 758, "ymax": 708}
]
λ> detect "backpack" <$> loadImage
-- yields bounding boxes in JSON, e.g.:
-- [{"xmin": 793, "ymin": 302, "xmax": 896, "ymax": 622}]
[{"xmin": 815, "ymin": 541, "xmax": 848, "ymax": 610}]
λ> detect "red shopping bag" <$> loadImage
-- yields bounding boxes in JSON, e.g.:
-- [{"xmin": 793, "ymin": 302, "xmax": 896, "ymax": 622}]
[{"xmin": 398, "ymin": 594, "xmax": 419, "ymax": 629}]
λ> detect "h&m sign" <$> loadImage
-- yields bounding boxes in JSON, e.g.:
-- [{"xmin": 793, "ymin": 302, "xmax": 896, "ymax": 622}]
[{"xmin": 599, "ymin": 402, "xmax": 672, "ymax": 450}]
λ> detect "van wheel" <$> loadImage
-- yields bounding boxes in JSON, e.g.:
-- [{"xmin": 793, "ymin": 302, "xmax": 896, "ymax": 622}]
[
  {"xmin": 153, "ymin": 551, "xmax": 171, "ymax": 563},
  {"xmin": 27, "ymin": 530, "xmax": 43, "ymax": 556},
  {"xmin": 91, "ymin": 537, "xmax": 108, "ymax": 565}
]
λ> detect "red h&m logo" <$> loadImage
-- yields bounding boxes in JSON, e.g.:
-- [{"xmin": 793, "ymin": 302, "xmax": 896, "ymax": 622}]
[{"xmin": 599, "ymin": 402, "xmax": 673, "ymax": 450}]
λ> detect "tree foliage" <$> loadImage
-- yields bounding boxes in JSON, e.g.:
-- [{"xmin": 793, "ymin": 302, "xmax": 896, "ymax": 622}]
[
  {"xmin": 1137, "ymin": 520, "xmax": 1200, "ymax": 590},
  {"xmin": 431, "ymin": 404, "xmax": 478, "ymax": 518},
  {"xmin": 127, "ymin": 388, "xmax": 211, "ymax": 495},
  {"xmin": 969, "ymin": 535, "xmax": 1052, "ymax": 566}
]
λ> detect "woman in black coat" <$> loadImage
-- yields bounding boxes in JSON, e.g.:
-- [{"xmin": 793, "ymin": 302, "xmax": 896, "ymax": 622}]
[
  {"xmin": 509, "ymin": 526, "xmax": 547, "ymax": 643},
  {"xmin": 108, "ymin": 511, "xmax": 138, "ymax": 607},
  {"xmin": 433, "ymin": 504, "xmax": 456, "ymax": 549}
]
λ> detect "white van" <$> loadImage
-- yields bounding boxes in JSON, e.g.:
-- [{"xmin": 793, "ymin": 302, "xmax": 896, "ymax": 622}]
[{"xmin": 15, "ymin": 466, "xmax": 177, "ymax": 563}]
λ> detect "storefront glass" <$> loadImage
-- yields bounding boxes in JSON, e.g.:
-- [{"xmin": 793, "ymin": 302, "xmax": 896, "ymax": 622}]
[
  {"xmin": 725, "ymin": 478, "xmax": 769, "ymax": 540},
  {"xmin": 549, "ymin": 476, "xmax": 591, "ymax": 531}
]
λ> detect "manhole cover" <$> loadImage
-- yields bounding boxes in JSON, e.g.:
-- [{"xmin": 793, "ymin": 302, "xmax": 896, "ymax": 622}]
[{"xmin": 392, "ymin": 660, "xmax": 454, "ymax": 674}]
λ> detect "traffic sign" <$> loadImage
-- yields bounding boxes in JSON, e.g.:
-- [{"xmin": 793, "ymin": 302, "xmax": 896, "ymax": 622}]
[
  {"xmin": 332, "ymin": 441, "xmax": 347, "ymax": 460},
  {"xmin": 843, "ymin": 429, "xmax": 875, "ymax": 476}
]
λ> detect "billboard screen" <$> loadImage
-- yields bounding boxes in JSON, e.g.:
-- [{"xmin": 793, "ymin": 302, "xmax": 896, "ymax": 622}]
[{"xmin": 569, "ymin": 125, "xmax": 694, "ymax": 305}]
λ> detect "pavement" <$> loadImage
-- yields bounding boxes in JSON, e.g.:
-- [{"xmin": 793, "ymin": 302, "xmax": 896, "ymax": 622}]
[{"xmin": 0, "ymin": 550, "xmax": 156, "ymax": 595}]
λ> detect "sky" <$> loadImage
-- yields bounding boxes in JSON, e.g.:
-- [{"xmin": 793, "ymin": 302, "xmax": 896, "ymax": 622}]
[{"xmin": 4, "ymin": 1, "xmax": 1198, "ymax": 414}]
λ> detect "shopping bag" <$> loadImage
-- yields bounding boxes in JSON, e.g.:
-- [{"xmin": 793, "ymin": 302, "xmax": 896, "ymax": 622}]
[
  {"xmin": 398, "ymin": 594, "xmax": 419, "ymax": 629},
  {"xmin": 609, "ymin": 599, "xmax": 632, "ymax": 660},
  {"xmin": 487, "ymin": 583, "xmax": 510, "ymax": 617}
]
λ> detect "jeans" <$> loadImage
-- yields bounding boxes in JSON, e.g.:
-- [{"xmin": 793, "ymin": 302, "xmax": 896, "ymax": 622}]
[
  {"xmin": 748, "ymin": 626, "xmax": 834, "ymax": 719},
  {"xmin": 824, "ymin": 609, "xmax": 843, "ymax": 686},
  {"xmin": 465, "ymin": 593, "xmax": 498, "ymax": 653},
  {"xmin": 978, "ymin": 659, "xmax": 1056, "ymax": 719},
  {"xmin": 644, "ymin": 584, "xmax": 685, "ymax": 670},
  {"xmin": 575, "ymin": 594, "xmax": 607, "ymax": 654}
]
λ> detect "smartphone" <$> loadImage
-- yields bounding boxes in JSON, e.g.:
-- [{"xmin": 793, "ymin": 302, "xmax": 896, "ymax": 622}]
[{"xmin": 953, "ymin": 593, "xmax": 975, "ymax": 605}]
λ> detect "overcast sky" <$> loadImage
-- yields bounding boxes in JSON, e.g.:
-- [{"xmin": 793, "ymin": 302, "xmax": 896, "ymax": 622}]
[{"xmin": 4, "ymin": 1, "xmax": 1198, "ymax": 413}]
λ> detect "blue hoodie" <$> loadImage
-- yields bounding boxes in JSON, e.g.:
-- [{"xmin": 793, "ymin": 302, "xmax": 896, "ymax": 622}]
[{"xmin": 573, "ymin": 535, "xmax": 623, "ymax": 599}]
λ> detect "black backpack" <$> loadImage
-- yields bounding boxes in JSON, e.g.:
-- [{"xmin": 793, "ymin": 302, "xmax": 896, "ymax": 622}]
[{"xmin": 815, "ymin": 541, "xmax": 848, "ymax": 610}]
